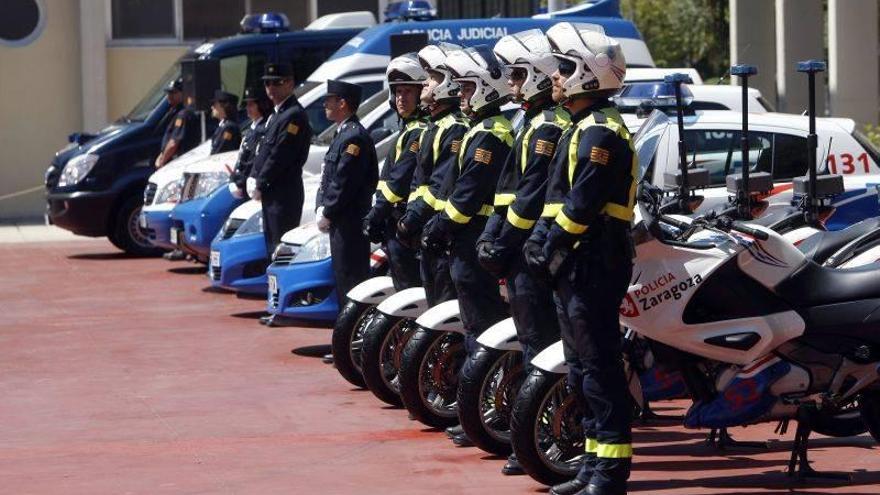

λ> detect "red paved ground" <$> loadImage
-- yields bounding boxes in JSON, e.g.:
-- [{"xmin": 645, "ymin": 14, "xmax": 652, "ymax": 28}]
[{"xmin": 2, "ymin": 239, "xmax": 879, "ymax": 494}]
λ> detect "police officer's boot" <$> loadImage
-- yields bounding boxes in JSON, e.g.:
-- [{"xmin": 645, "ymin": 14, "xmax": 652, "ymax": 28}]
[
  {"xmin": 584, "ymin": 484, "xmax": 626, "ymax": 495},
  {"xmin": 501, "ymin": 453, "xmax": 524, "ymax": 475},
  {"xmin": 549, "ymin": 478, "xmax": 589, "ymax": 495},
  {"xmin": 163, "ymin": 249, "xmax": 186, "ymax": 261},
  {"xmin": 444, "ymin": 425, "xmax": 464, "ymax": 439}
]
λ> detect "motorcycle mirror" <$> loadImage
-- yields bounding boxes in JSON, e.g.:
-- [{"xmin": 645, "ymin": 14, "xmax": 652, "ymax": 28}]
[
  {"xmin": 796, "ymin": 59, "xmax": 826, "ymax": 223},
  {"xmin": 663, "ymin": 73, "xmax": 695, "ymax": 211},
  {"xmin": 730, "ymin": 63, "xmax": 757, "ymax": 219}
]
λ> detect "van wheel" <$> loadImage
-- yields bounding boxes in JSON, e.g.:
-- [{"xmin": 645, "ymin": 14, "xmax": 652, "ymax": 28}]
[{"xmin": 112, "ymin": 194, "xmax": 163, "ymax": 256}]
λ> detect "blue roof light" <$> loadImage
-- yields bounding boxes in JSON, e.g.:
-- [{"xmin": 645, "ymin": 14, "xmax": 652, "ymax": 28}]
[
  {"xmin": 384, "ymin": 1, "xmax": 437, "ymax": 22},
  {"xmin": 239, "ymin": 13, "xmax": 290, "ymax": 34}
]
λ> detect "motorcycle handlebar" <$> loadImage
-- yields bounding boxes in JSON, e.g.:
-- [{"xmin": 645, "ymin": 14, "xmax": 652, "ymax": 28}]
[
  {"xmin": 730, "ymin": 221, "xmax": 770, "ymax": 241},
  {"xmin": 659, "ymin": 215, "xmax": 691, "ymax": 232}
]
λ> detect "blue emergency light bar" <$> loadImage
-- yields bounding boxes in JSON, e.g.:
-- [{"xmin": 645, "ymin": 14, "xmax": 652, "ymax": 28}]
[
  {"xmin": 239, "ymin": 13, "xmax": 290, "ymax": 34},
  {"xmin": 663, "ymin": 73, "xmax": 693, "ymax": 84},
  {"xmin": 797, "ymin": 60, "xmax": 827, "ymax": 73},
  {"xmin": 730, "ymin": 64, "xmax": 757, "ymax": 76}
]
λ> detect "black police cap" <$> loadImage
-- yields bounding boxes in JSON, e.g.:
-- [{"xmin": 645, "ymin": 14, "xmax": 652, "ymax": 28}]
[
  {"xmin": 262, "ymin": 62, "xmax": 295, "ymax": 80},
  {"xmin": 327, "ymin": 79, "xmax": 363, "ymax": 108},
  {"xmin": 242, "ymin": 86, "xmax": 266, "ymax": 102},
  {"xmin": 164, "ymin": 77, "xmax": 183, "ymax": 92},
  {"xmin": 212, "ymin": 90, "xmax": 239, "ymax": 106}
]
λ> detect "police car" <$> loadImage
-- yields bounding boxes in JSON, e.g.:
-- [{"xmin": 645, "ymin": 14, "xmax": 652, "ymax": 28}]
[{"xmin": 635, "ymin": 108, "xmax": 880, "ymax": 228}]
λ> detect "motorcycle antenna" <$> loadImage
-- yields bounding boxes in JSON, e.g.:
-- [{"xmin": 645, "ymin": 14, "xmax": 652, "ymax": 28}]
[
  {"xmin": 730, "ymin": 64, "xmax": 758, "ymax": 219},
  {"xmin": 797, "ymin": 60, "xmax": 826, "ymax": 223},
  {"xmin": 665, "ymin": 73, "xmax": 695, "ymax": 212}
]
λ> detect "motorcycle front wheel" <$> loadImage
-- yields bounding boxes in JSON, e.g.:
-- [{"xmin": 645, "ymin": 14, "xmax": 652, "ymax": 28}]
[
  {"xmin": 330, "ymin": 300, "xmax": 375, "ymax": 388},
  {"xmin": 398, "ymin": 327, "xmax": 465, "ymax": 428}
]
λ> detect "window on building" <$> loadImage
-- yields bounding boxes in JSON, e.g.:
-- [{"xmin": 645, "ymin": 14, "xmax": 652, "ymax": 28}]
[
  {"xmin": 182, "ymin": 0, "xmax": 245, "ymax": 41},
  {"xmin": 111, "ymin": 0, "xmax": 176, "ymax": 39}
]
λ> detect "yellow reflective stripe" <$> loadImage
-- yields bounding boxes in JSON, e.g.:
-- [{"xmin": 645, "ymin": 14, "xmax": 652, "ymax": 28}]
[
  {"xmin": 433, "ymin": 199, "xmax": 446, "ymax": 211},
  {"xmin": 433, "ymin": 113, "xmax": 464, "ymax": 168},
  {"xmin": 555, "ymin": 209, "xmax": 588, "ymax": 235},
  {"xmin": 394, "ymin": 130, "xmax": 406, "ymax": 162},
  {"xmin": 585, "ymin": 438, "xmax": 599, "ymax": 454},
  {"xmin": 494, "ymin": 193, "xmax": 516, "ymax": 206},
  {"xmin": 601, "ymin": 202, "xmax": 635, "ymax": 222},
  {"xmin": 541, "ymin": 203, "xmax": 562, "ymax": 218},
  {"xmin": 458, "ymin": 115, "xmax": 515, "ymax": 170},
  {"xmin": 377, "ymin": 180, "xmax": 404, "ymax": 203},
  {"xmin": 423, "ymin": 188, "xmax": 439, "ymax": 209},
  {"xmin": 444, "ymin": 202, "xmax": 471, "ymax": 224},
  {"xmin": 478, "ymin": 204, "xmax": 494, "ymax": 216},
  {"xmin": 595, "ymin": 443, "xmax": 632, "ymax": 459},
  {"xmin": 506, "ymin": 207, "xmax": 536, "ymax": 230},
  {"xmin": 521, "ymin": 121, "xmax": 537, "ymax": 173}
]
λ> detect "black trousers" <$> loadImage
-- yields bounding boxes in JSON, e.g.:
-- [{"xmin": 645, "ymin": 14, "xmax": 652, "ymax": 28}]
[
  {"xmin": 449, "ymin": 217, "xmax": 506, "ymax": 354},
  {"xmin": 554, "ymin": 224, "xmax": 634, "ymax": 492},
  {"xmin": 507, "ymin": 254, "xmax": 560, "ymax": 372},
  {"xmin": 383, "ymin": 215, "xmax": 421, "ymax": 291},
  {"xmin": 330, "ymin": 216, "xmax": 371, "ymax": 301},
  {"xmin": 420, "ymin": 245, "xmax": 456, "ymax": 307},
  {"xmin": 261, "ymin": 185, "xmax": 303, "ymax": 256}
]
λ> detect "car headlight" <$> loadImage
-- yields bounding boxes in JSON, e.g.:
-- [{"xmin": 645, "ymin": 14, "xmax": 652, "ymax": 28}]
[
  {"xmin": 233, "ymin": 211, "xmax": 263, "ymax": 236},
  {"xmin": 291, "ymin": 233, "xmax": 331, "ymax": 263},
  {"xmin": 272, "ymin": 242, "xmax": 299, "ymax": 262},
  {"xmin": 155, "ymin": 178, "xmax": 184, "ymax": 204},
  {"xmin": 193, "ymin": 171, "xmax": 230, "ymax": 199},
  {"xmin": 57, "ymin": 153, "xmax": 99, "ymax": 187}
]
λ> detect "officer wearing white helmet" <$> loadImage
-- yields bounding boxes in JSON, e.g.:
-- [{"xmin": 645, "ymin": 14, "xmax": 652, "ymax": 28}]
[
  {"xmin": 421, "ymin": 44, "xmax": 514, "ymax": 444},
  {"xmin": 396, "ymin": 43, "xmax": 468, "ymax": 306},
  {"xmin": 362, "ymin": 53, "xmax": 429, "ymax": 290},
  {"xmin": 470, "ymin": 28, "xmax": 570, "ymax": 476},
  {"xmin": 522, "ymin": 22, "xmax": 637, "ymax": 495}
]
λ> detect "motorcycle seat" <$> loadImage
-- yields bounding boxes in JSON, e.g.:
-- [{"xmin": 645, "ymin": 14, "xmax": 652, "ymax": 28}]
[
  {"xmin": 777, "ymin": 260, "xmax": 880, "ymax": 307},
  {"xmin": 796, "ymin": 217, "xmax": 880, "ymax": 265}
]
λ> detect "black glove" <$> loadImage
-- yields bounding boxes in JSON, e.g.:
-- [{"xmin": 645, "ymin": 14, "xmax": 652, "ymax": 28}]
[
  {"xmin": 363, "ymin": 208, "xmax": 385, "ymax": 244},
  {"xmin": 543, "ymin": 225, "xmax": 576, "ymax": 283},
  {"xmin": 396, "ymin": 213, "xmax": 421, "ymax": 249},
  {"xmin": 477, "ymin": 240, "xmax": 506, "ymax": 279},
  {"xmin": 421, "ymin": 216, "xmax": 449, "ymax": 254},
  {"xmin": 523, "ymin": 239, "xmax": 550, "ymax": 284}
]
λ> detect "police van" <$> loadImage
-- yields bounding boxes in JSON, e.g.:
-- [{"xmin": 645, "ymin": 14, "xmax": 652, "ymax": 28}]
[{"xmin": 45, "ymin": 13, "xmax": 372, "ymax": 256}]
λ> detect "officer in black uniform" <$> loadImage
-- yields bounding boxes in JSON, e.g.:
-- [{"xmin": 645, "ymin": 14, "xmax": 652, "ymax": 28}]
[
  {"xmin": 209, "ymin": 90, "xmax": 242, "ymax": 155},
  {"xmin": 363, "ymin": 54, "xmax": 428, "ymax": 290},
  {"xmin": 525, "ymin": 24, "xmax": 636, "ymax": 495},
  {"xmin": 477, "ymin": 30, "xmax": 569, "ymax": 476},
  {"xmin": 396, "ymin": 43, "xmax": 467, "ymax": 307},
  {"xmin": 229, "ymin": 87, "xmax": 272, "ymax": 198},
  {"xmin": 250, "ymin": 62, "xmax": 313, "ymax": 256},
  {"xmin": 316, "ymin": 80, "xmax": 379, "ymax": 300},
  {"xmin": 155, "ymin": 77, "xmax": 201, "ymax": 168},
  {"xmin": 422, "ymin": 44, "xmax": 512, "ymax": 361}
]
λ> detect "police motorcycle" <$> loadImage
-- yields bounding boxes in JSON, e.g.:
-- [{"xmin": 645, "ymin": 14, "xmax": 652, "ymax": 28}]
[{"xmin": 508, "ymin": 65, "xmax": 880, "ymax": 486}]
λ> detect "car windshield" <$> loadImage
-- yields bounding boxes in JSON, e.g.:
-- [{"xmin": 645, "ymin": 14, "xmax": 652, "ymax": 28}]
[
  {"xmin": 313, "ymin": 89, "xmax": 389, "ymax": 145},
  {"xmin": 126, "ymin": 54, "xmax": 188, "ymax": 122},
  {"xmin": 295, "ymin": 81, "xmax": 321, "ymax": 98},
  {"xmin": 633, "ymin": 110, "xmax": 670, "ymax": 181}
]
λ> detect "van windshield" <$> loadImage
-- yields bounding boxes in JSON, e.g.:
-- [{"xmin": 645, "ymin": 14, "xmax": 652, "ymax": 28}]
[{"xmin": 126, "ymin": 55, "xmax": 187, "ymax": 122}]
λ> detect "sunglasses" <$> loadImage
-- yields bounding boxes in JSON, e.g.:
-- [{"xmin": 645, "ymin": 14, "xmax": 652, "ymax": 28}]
[
  {"xmin": 505, "ymin": 67, "xmax": 528, "ymax": 81},
  {"xmin": 556, "ymin": 57, "xmax": 577, "ymax": 77},
  {"xmin": 263, "ymin": 79, "xmax": 287, "ymax": 87}
]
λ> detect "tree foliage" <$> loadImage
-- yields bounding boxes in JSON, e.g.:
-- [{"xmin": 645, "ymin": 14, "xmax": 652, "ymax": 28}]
[{"xmin": 620, "ymin": 0, "xmax": 730, "ymax": 80}]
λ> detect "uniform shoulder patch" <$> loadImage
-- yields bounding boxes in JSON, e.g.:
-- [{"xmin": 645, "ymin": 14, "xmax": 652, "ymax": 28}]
[
  {"xmin": 287, "ymin": 123, "xmax": 300, "ymax": 135},
  {"xmin": 450, "ymin": 139, "xmax": 462, "ymax": 153},
  {"xmin": 409, "ymin": 140, "xmax": 419, "ymax": 153},
  {"xmin": 223, "ymin": 131, "xmax": 233, "ymax": 141},
  {"xmin": 590, "ymin": 146, "xmax": 611, "ymax": 165},
  {"xmin": 345, "ymin": 143, "xmax": 361, "ymax": 156},
  {"xmin": 474, "ymin": 148, "xmax": 492, "ymax": 164},
  {"xmin": 534, "ymin": 139, "xmax": 555, "ymax": 157},
  {"xmin": 174, "ymin": 118, "xmax": 183, "ymax": 128}
]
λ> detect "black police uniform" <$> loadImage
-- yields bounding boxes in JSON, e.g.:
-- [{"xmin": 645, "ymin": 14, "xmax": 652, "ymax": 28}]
[
  {"xmin": 530, "ymin": 101, "xmax": 637, "ymax": 494},
  {"xmin": 478, "ymin": 101, "xmax": 569, "ymax": 369},
  {"xmin": 422, "ymin": 108, "xmax": 512, "ymax": 352},
  {"xmin": 316, "ymin": 81, "xmax": 379, "ymax": 299},
  {"xmin": 210, "ymin": 119, "xmax": 242, "ymax": 155},
  {"xmin": 160, "ymin": 103, "xmax": 201, "ymax": 159},
  {"xmin": 397, "ymin": 107, "xmax": 468, "ymax": 306},
  {"xmin": 364, "ymin": 115, "xmax": 427, "ymax": 290},
  {"xmin": 230, "ymin": 116, "xmax": 266, "ymax": 192},
  {"xmin": 250, "ymin": 63, "xmax": 313, "ymax": 255}
]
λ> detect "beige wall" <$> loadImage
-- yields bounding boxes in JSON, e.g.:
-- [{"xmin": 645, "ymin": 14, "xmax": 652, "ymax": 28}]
[
  {"xmin": 0, "ymin": 0, "xmax": 82, "ymax": 221},
  {"xmin": 106, "ymin": 45, "xmax": 189, "ymax": 121}
]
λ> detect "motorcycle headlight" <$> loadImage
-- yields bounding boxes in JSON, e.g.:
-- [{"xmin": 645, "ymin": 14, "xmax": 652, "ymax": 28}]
[
  {"xmin": 291, "ymin": 233, "xmax": 331, "ymax": 263},
  {"xmin": 57, "ymin": 153, "xmax": 99, "ymax": 187},
  {"xmin": 155, "ymin": 178, "xmax": 184, "ymax": 204},
  {"xmin": 193, "ymin": 171, "xmax": 230, "ymax": 199},
  {"xmin": 233, "ymin": 211, "xmax": 263, "ymax": 236}
]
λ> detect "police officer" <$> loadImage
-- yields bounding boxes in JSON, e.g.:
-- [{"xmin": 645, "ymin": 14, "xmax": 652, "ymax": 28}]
[
  {"xmin": 477, "ymin": 29, "xmax": 569, "ymax": 476},
  {"xmin": 229, "ymin": 87, "xmax": 273, "ymax": 198},
  {"xmin": 362, "ymin": 54, "xmax": 428, "ymax": 290},
  {"xmin": 249, "ymin": 62, "xmax": 313, "ymax": 256},
  {"xmin": 316, "ymin": 80, "xmax": 379, "ymax": 300},
  {"xmin": 525, "ymin": 23, "xmax": 636, "ymax": 495},
  {"xmin": 396, "ymin": 43, "xmax": 468, "ymax": 307},
  {"xmin": 209, "ymin": 90, "xmax": 242, "ymax": 155},
  {"xmin": 155, "ymin": 78, "xmax": 201, "ymax": 168}
]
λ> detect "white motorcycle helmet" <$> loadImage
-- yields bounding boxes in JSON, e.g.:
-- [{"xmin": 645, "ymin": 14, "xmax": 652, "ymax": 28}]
[
  {"xmin": 493, "ymin": 29, "xmax": 558, "ymax": 102},
  {"xmin": 386, "ymin": 52, "xmax": 427, "ymax": 116},
  {"xmin": 545, "ymin": 22, "xmax": 626, "ymax": 99},
  {"xmin": 417, "ymin": 43, "xmax": 462, "ymax": 104},
  {"xmin": 444, "ymin": 45, "xmax": 512, "ymax": 114}
]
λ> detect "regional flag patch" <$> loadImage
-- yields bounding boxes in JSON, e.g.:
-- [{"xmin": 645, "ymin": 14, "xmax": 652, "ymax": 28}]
[
  {"xmin": 474, "ymin": 148, "xmax": 492, "ymax": 164},
  {"xmin": 345, "ymin": 143, "xmax": 361, "ymax": 156},
  {"xmin": 534, "ymin": 139, "xmax": 555, "ymax": 157},
  {"xmin": 287, "ymin": 123, "xmax": 300, "ymax": 135},
  {"xmin": 450, "ymin": 140, "xmax": 462, "ymax": 153},
  {"xmin": 409, "ymin": 140, "xmax": 420, "ymax": 152},
  {"xmin": 590, "ymin": 146, "xmax": 610, "ymax": 165},
  {"xmin": 174, "ymin": 118, "xmax": 183, "ymax": 128},
  {"xmin": 223, "ymin": 131, "xmax": 233, "ymax": 141}
]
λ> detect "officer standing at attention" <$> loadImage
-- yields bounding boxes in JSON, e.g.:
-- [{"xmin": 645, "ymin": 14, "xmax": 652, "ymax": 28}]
[
  {"xmin": 316, "ymin": 80, "xmax": 378, "ymax": 300},
  {"xmin": 362, "ymin": 54, "xmax": 428, "ymax": 290},
  {"xmin": 155, "ymin": 77, "xmax": 201, "ymax": 168},
  {"xmin": 524, "ymin": 23, "xmax": 636, "ymax": 495},
  {"xmin": 396, "ymin": 43, "xmax": 468, "ymax": 307},
  {"xmin": 249, "ymin": 62, "xmax": 313, "ymax": 256},
  {"xmin": 209, "ymin": 90, "xmax": 242, "ymax": 155},
  {"xmin": 229, "ymin": 87, "xmax": 272, "ymax": 198},
  {"xmin": 476, "ymin": 29, "xmax": 569, "ymax": 476}
]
